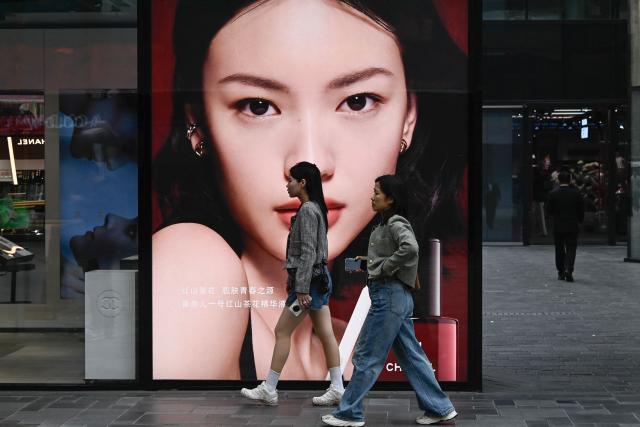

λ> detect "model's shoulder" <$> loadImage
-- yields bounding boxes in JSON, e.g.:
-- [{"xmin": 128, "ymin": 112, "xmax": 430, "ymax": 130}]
[
  {"xmin": 153, "ymin": 223, "xmax": 240, "ymax": 260},
  {"xmin": 153, "ymin": 223, "xmax": 246, "ymax": 288}
]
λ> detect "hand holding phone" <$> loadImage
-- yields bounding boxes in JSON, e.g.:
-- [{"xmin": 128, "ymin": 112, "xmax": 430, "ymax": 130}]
[
  {"xmin": 345, "ymin": 257, "xmax": 367, "ymax": 273},
  {"xmin": 288, "ymin": 296, "xmax": 312, "ymax": 317}
]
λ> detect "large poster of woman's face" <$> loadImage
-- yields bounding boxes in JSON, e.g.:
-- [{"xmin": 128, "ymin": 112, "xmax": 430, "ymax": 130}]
[{"xmin": 152, "ymin": 0, "xmax": 471, "ymax": 383}]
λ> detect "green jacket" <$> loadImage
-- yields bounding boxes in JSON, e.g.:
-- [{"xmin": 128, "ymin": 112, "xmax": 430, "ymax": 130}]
[{"xmin": 366, "ymin": 214, "xmax": 419, "ymax": 288}]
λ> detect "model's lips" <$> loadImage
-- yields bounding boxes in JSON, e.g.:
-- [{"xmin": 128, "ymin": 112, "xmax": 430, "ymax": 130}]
[{"xmin": 274, "ymin": 199, "xmax": 345, "ymax": 228}]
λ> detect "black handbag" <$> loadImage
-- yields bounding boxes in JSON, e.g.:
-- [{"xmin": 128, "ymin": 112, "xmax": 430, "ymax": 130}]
[
  {"xmin": 287, "ymin": 263, "xmax": 330, "ymax": 294},
  {"xmin": 310, "ymin": 264, "xmax": 330, "ymax": 294}
]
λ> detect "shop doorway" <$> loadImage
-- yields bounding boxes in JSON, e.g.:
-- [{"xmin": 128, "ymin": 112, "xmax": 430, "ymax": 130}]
[{"xmin": 526, "ymin": 104, "xmax": 629, "ymax": 245}]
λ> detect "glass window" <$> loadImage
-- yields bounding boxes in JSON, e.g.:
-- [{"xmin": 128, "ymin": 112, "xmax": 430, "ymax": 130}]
[
  {"xmin": 528, "ymin": 0, "xmax": 564, "ymax": 19},
  {"xmin": 483, "ymin": 108, "xmax": 524, "ymax": 242},
  {"xmin": 0, "ymin": 4, "xmax": 138, "ymax": 384},
  {"xmin": 565, "ymin": 0, "xmax": 613, "ymax": 19},
  {"xmin": 483, "ymin": 0, "xmax": 526, "ymax": 20}
]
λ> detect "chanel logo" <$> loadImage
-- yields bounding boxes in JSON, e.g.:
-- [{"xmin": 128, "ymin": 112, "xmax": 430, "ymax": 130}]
[{"xmin": 98, "ymin": 290, "xmax": 122, "ymax": 317}]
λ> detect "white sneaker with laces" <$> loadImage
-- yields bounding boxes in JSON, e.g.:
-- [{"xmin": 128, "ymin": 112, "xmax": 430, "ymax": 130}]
[
  {"xmin": 415, "ymin": 409, "xmax": 458, "ymax": 425},
  {"xmin": 313, "ymin": 385, "xmax": 344, "ymax": 406},
  {"xmin": 321, "ymin": 414, "xmax": 365, "ymax": 426},
  {"xmin": 240, "ymin": 381, "xmax": 278, "ymax": 406}
]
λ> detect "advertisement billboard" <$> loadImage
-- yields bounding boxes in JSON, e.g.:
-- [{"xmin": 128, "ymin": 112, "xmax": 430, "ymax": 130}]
[
  {"xmin": 151, "ymin": 0, "xmax": 473, "ymax": 384},
  {"xmin": 59, "ymin": 91, "xmax": 138, "ymax": 299}
]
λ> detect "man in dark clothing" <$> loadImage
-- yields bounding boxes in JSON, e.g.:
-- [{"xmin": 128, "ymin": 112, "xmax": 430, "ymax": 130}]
[{"xmin": 546, "ymin": 170, "xmax": 585, "ymax": 282}]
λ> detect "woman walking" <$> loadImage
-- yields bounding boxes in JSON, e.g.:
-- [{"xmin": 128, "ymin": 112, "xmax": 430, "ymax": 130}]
[
  {"xmin": 241, "ymin": 161, "xmax": 344, "ymax": 406},
  {"xmin": 322, "ymin": 175, "xmax": 457, "ymax": 426}
]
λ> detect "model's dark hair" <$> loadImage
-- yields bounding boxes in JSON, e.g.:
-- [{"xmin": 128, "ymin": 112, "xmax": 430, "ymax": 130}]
[
  {"xmin": 290, "ymin": 162, "xmax": 329, "ymax": 228},
  {"xmin": 558, "ymin": 169, "xmax": 571, "ymax": 184},
  {"xmin": 375, "ymin": 175, "xmax": 409, "ymax": 221},
  {"xmin": 154, "ymin": 0, "xmax": 468, "ymax": 298}
]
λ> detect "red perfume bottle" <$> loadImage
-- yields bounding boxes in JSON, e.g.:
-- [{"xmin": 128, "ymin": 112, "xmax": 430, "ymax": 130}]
[{"xmin": 380, "ymin": 239, "xmax": 458, "ymax": 381}]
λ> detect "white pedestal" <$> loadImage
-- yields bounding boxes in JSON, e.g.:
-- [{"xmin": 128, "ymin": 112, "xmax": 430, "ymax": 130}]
[{"xmin": 85, "ymin": 270, "xmax": 136, "ymax": 380}]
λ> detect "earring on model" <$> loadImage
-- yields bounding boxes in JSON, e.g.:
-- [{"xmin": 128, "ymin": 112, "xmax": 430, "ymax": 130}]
[
  {"xmin": 187, "ymin": 122, "xmax": 206, "ymax": 158},
  {"xmin": 400, "ymin": 138, "xmax": 408, "ymax": 154}
]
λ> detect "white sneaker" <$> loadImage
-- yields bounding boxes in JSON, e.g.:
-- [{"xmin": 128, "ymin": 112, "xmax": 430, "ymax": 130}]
[
  {"xmin": 313, "ymin": 385, "xmax": 344, "ymax": 406},
  {"xmin": 415, "ymin": 409, "xmax": 457, "ymax": 425},
  {"xmin": 240, "ymin": 381, "xmax": 278, "ymax": 406},
  {"xmin": 321, "ymin": 414, "xmax": 365, "ymax": 426}
]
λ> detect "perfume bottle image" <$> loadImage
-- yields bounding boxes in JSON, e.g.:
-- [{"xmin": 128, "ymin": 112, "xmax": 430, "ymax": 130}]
[{"xmin": 380, "ymin": 239, "xmax": 458, "ymax": 381}]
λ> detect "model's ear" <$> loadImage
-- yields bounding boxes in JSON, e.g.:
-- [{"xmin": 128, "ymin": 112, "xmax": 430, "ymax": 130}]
[
  {"xmin": 184, "ymin": 103, "xmax": 204, "ymax": 153},
  {"xmin": 401, "ymin": 93, "xmax": 418, "ymax": 149}
]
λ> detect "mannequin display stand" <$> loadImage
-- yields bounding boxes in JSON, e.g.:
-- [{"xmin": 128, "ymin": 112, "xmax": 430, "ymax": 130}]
[{"xmin": 0, "ymin": 235, "xmax": 35, "ymax": 304}]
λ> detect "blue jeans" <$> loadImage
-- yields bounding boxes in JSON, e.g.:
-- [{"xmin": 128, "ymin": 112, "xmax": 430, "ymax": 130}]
[{"xmin": 333, "ymin": 279, "xmax": 455, "ymax": 422}]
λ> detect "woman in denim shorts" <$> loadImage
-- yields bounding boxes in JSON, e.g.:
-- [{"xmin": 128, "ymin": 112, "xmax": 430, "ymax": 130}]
[{"xmin": 241, "ymin": 161, "xmax": 344, "ymax": 406}]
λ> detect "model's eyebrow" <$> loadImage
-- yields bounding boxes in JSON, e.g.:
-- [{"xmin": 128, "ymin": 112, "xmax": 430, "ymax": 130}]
[
  {"xmin": 218, "ymin": 73, "xmax": 289, "ymax": 92},
  {"xmin": 327, "ymin": 67, "xmax": 394, "ymax": 90}
]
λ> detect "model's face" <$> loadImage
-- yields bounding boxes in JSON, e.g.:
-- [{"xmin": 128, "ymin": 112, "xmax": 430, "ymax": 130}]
[
  {"xmin": 201, "ymin": 0, "xmax": 416, "ymax": 260},
  {"xmin": 70, "ymin": 214, "xmax": 138, "ymax": 271},
  {"xmin": 371, "ymin": 182, "xmax": 394, "ymax": 213}
]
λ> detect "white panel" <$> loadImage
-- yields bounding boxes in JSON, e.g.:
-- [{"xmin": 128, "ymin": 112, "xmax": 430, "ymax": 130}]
[{"xmin": 85, "ymin": 270, "xmax": 136, "ymax": 380}]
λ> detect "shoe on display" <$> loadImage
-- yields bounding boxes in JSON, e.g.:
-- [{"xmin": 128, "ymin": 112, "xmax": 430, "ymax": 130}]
[
  {"xmin": 240, "ymin": 381, "xmax": 278, "ymax": 406},
  {"xmin": 321, "ymin": 414, "xmax": 365, "ymax": 426},
  {"xmin": 313, "ymin": 385, "xmax": 344, "ymax": 406},
  {"xmin": 416, "ymin": 409, "xmax": 458, "ymax": 425}
]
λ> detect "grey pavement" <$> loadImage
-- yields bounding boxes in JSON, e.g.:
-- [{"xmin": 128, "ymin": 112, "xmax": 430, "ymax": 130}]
[{"xmin": 1, "ymin": 245, "xmax": 639, "ymax": 426}]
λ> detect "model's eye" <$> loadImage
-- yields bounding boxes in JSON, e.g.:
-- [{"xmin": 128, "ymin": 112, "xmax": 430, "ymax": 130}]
[
  {"xmin": 338, "ymin": 93, "xmax": 381, "ymax": 113},
  {"xmin": 236, "ymin": 98, "xmax": 280, "ymax": 116}
]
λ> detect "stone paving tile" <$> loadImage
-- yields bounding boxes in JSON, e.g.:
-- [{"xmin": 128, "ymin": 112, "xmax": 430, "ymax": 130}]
[{"xmin": 133, "ymin": 413, "xmax": 208, "ymax": 424}]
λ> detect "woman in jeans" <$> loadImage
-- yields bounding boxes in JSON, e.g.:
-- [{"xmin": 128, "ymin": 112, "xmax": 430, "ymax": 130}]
[
  {"xmin": 322, "ymin": 175, "xmax": 457, "ymax": 426},
  {"xmin": 241, "ymin": 162, "xmax": 344, "ymax": 406}
]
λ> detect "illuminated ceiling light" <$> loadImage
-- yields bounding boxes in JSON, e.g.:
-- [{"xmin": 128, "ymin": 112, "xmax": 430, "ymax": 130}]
[{"xmin": 6, "ymin": 137, "xmax": 18, "ymax": 185}]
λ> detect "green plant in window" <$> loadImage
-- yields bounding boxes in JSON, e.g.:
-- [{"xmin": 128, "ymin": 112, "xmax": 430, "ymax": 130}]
[{"xmin": 0, "ymin": 198, "xmax": 30, "ymax": 230}]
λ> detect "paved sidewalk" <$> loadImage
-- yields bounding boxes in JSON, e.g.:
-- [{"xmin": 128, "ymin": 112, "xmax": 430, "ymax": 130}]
[{"xmin": 1, "ymin": 246, "xmax": 639, "ymax": 426}]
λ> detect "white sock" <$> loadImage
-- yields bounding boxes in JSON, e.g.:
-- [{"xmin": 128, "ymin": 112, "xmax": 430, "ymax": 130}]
[
  {"xmin": 329, "ymin": 366, "xmax": 344, "ymax": 391},
  {"xmin": 265, "ymin": 369, "xmax": 280, "ymax": 392}
]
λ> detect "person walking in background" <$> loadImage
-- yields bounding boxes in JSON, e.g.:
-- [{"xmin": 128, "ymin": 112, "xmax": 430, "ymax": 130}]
[
  {"xmin": 547, "ymin": 169, "xmax": 584, "ymax": 282},
  {"xmin": 322, "ymin": 175, "xmax": 457, "ymax": 427}
]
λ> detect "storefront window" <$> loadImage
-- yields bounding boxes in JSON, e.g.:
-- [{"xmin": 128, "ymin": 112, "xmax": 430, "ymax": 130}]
[
  {"xmin": 483, "ymin": 0, "xmax": 526, "ymax": 20},
  {"xmin": 482, "ymin": 108, "xmax": 524, "ymax": 242},
  {"xmin": 483, "ymin": 0, "xmax": 627, "ymax": 20},
  {"xmin": 0, "ymin": 4, "xmax": 137, "ymax": 384},
  {"xmin": 527, "ymin": 106, "xmax": 625, "ymax": 245},
  {"xmin": 529, "ymin": 0, "xmax": 564, "ymax": 19}
]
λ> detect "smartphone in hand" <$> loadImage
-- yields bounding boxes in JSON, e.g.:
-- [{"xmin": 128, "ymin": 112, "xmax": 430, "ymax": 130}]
[
  {"xmin": 288, "ymin": 298, "xmax": 311, "ymax": 317},
  {"xmin": 345, "ymin": 257, "xmax": 366, "ymax": 273}
]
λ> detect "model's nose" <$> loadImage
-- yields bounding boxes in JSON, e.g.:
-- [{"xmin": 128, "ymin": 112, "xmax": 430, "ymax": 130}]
[{"xmin": 283, "ymin": 112, "xmax": 335, "ymax": 182}]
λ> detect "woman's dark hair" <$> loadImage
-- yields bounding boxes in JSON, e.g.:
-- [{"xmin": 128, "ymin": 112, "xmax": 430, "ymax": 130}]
[
  {"xmin": 154, "ymin": 0, "xmax": 468, "ymax": 282},
  {"xmin": 375, "ymin": 175, "xmax": 409, "ymax": 221},
  {"xmin": 290, "ymin": 162, "xmax": 329, "ymax": 228}
]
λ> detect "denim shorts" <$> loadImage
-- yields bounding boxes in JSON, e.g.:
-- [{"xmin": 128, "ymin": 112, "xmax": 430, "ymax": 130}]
[{"xmin": 285, "ymin": 265, "xmax": 333, "ymax": 310}]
